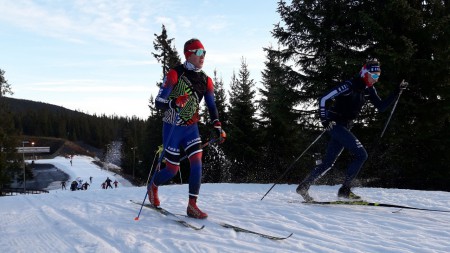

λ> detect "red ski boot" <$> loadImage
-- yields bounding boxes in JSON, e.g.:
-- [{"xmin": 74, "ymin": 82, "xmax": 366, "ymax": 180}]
[
  {"xmin": 187, "ymin": 198, "xmax": 208, "ymax": 219},
  {"xmin": 148, "ymin": 183, "xmax": 160, "ymax": 207}
]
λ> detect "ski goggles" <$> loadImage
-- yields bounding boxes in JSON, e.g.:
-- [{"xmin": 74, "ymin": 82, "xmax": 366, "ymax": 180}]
[
  {"xmin": 370, "ymin": 73, "xmax": 380, "ymax": 79},
  {"xmin": 188, "ymin": 49, "xmax": 206, "ymax": 57}
]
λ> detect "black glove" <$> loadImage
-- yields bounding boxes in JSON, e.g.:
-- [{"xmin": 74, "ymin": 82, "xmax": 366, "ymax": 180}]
[
  {"xmin": 320, "ymin": 110, "xmax": 338, "ymax": 131},
  {"xmin": 321, "ymin": 120, "xmax": 335, "ymax": 131},
  {"xmin": 213, "ymin": 120, "xmax": 226, "ymax": 144}
]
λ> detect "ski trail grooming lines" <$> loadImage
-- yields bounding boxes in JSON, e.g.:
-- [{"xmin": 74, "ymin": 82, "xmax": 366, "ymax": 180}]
[
  {"xmin": 131, "ymin": 200, "xmax": 204, "ymax": 230},
  {"xmin": 173, "ymin": 210, "xmax": 293, "ymax": 240},
  {"xmin": 301, "ymin": 200, "xmax": 450, "ymax": 213},
  {"xmin": 132, "ymin": 200, "xmax": 293, "ymax": 239}
]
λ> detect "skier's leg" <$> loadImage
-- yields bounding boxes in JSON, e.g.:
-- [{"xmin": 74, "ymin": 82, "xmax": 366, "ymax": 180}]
[
  {"xmin": 329, "ymin": 126, "xmax": 367, "ymax": 199},
  {"xmin": 148, "ymin": 123, "xmax": 182, "ymax": 206},
  {"xmin": 299, "ymin": 129, "xmax": 344, "ymax": 187},
  {"xmin": 297, "ymin": 128, "xmax": 344, "ymax": 201},
  {"xmin": 182, "ymin": 125, "xmax": 207, "ymax": 219},
  {"xmin": 331, "ymin": 126, "xmax": 368, "ymax": 188}
]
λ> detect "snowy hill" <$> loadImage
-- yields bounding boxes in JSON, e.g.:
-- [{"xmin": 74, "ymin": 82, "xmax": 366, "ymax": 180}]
[
  {"xmin": 31, "ymin": 156, "xmax": 134, "ymax": 190},
  {"xmin": 1, "ymin": 156, "xmax": 450, "ymax": 253}
]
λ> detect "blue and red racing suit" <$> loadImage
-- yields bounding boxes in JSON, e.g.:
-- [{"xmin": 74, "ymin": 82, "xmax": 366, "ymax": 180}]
[{"xmin": 150, "ymin": 61, "xmax": 220, "ymax": 198}]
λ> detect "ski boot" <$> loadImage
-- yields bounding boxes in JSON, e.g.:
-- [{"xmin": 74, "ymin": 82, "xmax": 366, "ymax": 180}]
[
  {"xmin": 187, "ymin": 198, "xmax": 208, "ymax": 219},
  {"xmin": 148, "ymin": 182, "xmax": 160, "ymax": 207},
  {"xmin": 337, "ymin": 186, "xmax": 361, "ymax": 200},
  {"xmin": 296, "ymin": 184, "xmax": 314, "ymax": 202}
]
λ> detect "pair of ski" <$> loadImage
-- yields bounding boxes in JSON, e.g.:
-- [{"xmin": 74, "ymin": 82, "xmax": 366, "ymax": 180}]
[
  {"xmin": 293, "ymin": 199, "xmax": 450, "ymax": 213},
  {"xmin": 130, "ymin": 200, "xmax": 292, "ymax": 240}
]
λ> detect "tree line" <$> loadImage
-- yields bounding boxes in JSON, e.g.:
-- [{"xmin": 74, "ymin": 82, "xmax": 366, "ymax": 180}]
[{"xmin": 1, "ymin": 0, "xmax": 449, "ymax": 191}]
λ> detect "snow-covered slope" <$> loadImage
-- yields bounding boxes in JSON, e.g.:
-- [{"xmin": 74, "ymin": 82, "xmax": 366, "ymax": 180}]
[{"xmin": 1, "ymin": 156, "xmax": 449, "ymax": 253}]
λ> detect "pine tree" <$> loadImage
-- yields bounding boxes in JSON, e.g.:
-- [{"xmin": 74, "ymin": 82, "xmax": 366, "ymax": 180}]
[
  {"xmin": 273, "ymin": 0, "xmax": 450, "ymax": 190},
  {"xmin": 0, "ymin": 69, "xmax": 14, "ymax": 97},
  {"xmin": 362, "ymin": 0, "xmax": 450, "ymax": 190},
  {"xmin": 137, "ymin": 25, "xmax": 181, "ymax": 182},
  {"xmin": 0, "ymin": 69, "xmax": 20, "ymax": 188},
  {"xmin": 273, "ymin": 0, "xmax": 373, "ymax": 104},
  {"xmin": 152, "ymin": 25, "xmax": 182, "ymax": 87},
  {"xmin": 258, "ymin": 46, "xmax": 309, "ymax": 181},
  {"xmin": 202, "ymin": 69, "xmax": 231, "ymax": 183},
  {"xmin": 226, "ymin": 58, "xmax": 259, "ymax": 182}
]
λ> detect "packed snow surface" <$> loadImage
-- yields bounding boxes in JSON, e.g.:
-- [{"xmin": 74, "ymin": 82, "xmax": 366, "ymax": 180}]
[{"xmin": 1, "ymin": 156, "xmax": 449, "ymax": 253}]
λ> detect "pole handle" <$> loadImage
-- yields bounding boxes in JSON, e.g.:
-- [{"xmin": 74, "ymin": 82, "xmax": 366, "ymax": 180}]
[{"xmin": 380, "ymin": 79, "xmax": 405, "ymax": 138}]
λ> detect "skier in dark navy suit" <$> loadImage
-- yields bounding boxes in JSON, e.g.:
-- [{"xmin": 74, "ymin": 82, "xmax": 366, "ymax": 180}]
[{"xmin": 297, "ymin": 59, "xmax": 408, "ymax": 201}]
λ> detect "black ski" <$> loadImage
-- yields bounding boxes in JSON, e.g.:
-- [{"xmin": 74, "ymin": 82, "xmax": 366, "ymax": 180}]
[
  {"xmin": 130, "ymin": 200, "xmax": 205, "ymax": 230},
  {"xmin": 299, "ymin": 200, "xmax": 450, "ymax": 213},
  {"xmin": 216, "ymin": 222, "xmax": 293, "ymax": 240},
  {"xmin": 177, "ymin": 213, "xmax": 292, "ymax": 240}
]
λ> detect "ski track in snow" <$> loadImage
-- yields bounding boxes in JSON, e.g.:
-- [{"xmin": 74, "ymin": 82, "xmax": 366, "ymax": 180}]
[{"xmin": 1, "ymin": 156, "xmax": 450, "ymax": 253}]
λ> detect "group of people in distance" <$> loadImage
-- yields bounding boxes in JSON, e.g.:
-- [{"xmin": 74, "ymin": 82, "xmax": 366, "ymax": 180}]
[
  {"xmin": 62, "ymin": 177, "xmax": 90, "ymax": 191},
  {"xmin": 61, "ymin": 176, "xmax": 119, "ymax": 190},
  {"xmin": 147, "ymin": 38, "xmax": 408, "ymax": 219},
  {"xmin": 101, "ymin": 177, "xmax": 119, "ymax": 189}
]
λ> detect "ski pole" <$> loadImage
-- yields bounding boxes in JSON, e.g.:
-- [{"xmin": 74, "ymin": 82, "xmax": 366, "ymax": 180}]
[
  {"xmin": 134, "ymin": 147, "xmax": 162, "ymax": 220},
  {"xmin": 135, "ymin": 114, "xmax": 179, "ymax": 220},
  {"xmin": 177, "ymin": 138, "xmax": 217, "ymax": 184},
  {"xmin": 380, "ymin": 80, "xmax": 406, "ymax": 139},
  {"xmin": 179, "ymin": 138, "xmax": 218, "ymax": 162},
  {"xmin": 147, "ymin": 146, "xmax": 163, "ymax": 185},
  {"xmin": 261, "ymin": 130, "xmax": 326, "ymax": 200}
]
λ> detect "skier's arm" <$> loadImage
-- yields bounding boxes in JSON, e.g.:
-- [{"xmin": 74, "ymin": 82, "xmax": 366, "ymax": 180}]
[
  {"xmin": 155, "ymin": 69, "xmax": 179, "ymax": 110},
  {"xmin": 367, "ymin": 86, "xmax": 398, "ymax": 112},
  {"xmin": 319, "ymin": 83, "xmax": 350, "ymax": 123},
  {"xmin": 203, "ymin": 77, "xmax": 219, "ymax": 123}
]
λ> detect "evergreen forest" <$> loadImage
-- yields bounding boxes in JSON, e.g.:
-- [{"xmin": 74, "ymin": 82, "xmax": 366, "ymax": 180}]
[{"xmin": 1, "ymin": 0, "xmax": 449, "ymax": 191}]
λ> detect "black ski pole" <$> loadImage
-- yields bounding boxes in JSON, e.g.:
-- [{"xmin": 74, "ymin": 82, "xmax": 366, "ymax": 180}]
[
  {"xmin": 380, "ymin": 80, "xmax": 406, "ymax": 139},
  {"xmin": 261, "ymin": 130, "xmax": 326, "ymax": 201},
  {"xmin": 177, "ymin": 138, "xmax": 217, "ymax": 184},
  {"xmin": 179, "ymin": 138, "xmax": 218, "ymax": 162},
  {"xmin": 135, "ymin": 114, "xmax": 179, "ymax": 220}
]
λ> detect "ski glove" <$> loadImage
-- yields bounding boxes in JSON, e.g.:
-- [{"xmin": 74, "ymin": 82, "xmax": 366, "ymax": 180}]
[
  {"xmin": 171, "ymin": 93, "xmax": 189, "ymax": 109},
  {"xmin": 213, "ymin": 120, "xmax": 226, "ymax": 144},
  {"xmin": 320, "ymin": 110, "xmax": 339, "ymax": 124},
  {"xmin": 398, "ymin": 80, "xmax": 409, "ymax": 90},
  {"xmin": 321, "ymin": 120, "xmax": 335, "ymax": 131}
]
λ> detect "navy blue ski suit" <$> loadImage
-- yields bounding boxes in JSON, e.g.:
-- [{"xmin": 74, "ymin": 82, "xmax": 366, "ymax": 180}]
[{"xmin": 301, "ymin": 77, "xmax": 400, "ymax": 188}]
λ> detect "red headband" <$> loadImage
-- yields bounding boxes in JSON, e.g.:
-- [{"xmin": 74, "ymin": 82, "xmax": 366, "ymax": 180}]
[{"xmin": 184, "ymin": 40, "xmax": 204, "ymax": 58}]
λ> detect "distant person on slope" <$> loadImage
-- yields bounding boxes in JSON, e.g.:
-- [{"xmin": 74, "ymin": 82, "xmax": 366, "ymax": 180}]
[
  {"xmin": 148, "ymin": 38, "xmax": 226, "ymax": 219},
  {"xmin": 105, "ymin": 177, "xmax": 113, "ymax": 189},
  {"xmin": 70, "ymin": 181, "xmax": 78, "ymax": 191},
  {"xmin": 297, "ymin": 59, "xmax": 408, "ymax": 202}
]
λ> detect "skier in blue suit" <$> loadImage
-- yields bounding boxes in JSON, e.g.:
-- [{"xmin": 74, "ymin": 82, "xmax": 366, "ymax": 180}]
[
  {"xmin": 148, "ymin": 38, "xmax": 226, "ymax": 219},
  {"xmin": 297, "ymin": 59, "xmax": 408, "ymax": 201}
]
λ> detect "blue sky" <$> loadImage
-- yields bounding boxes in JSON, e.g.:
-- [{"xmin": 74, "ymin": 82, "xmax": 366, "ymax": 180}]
[{"xmin": 0, "ymin": 0, "xmax": 281, "ymax": 119}]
